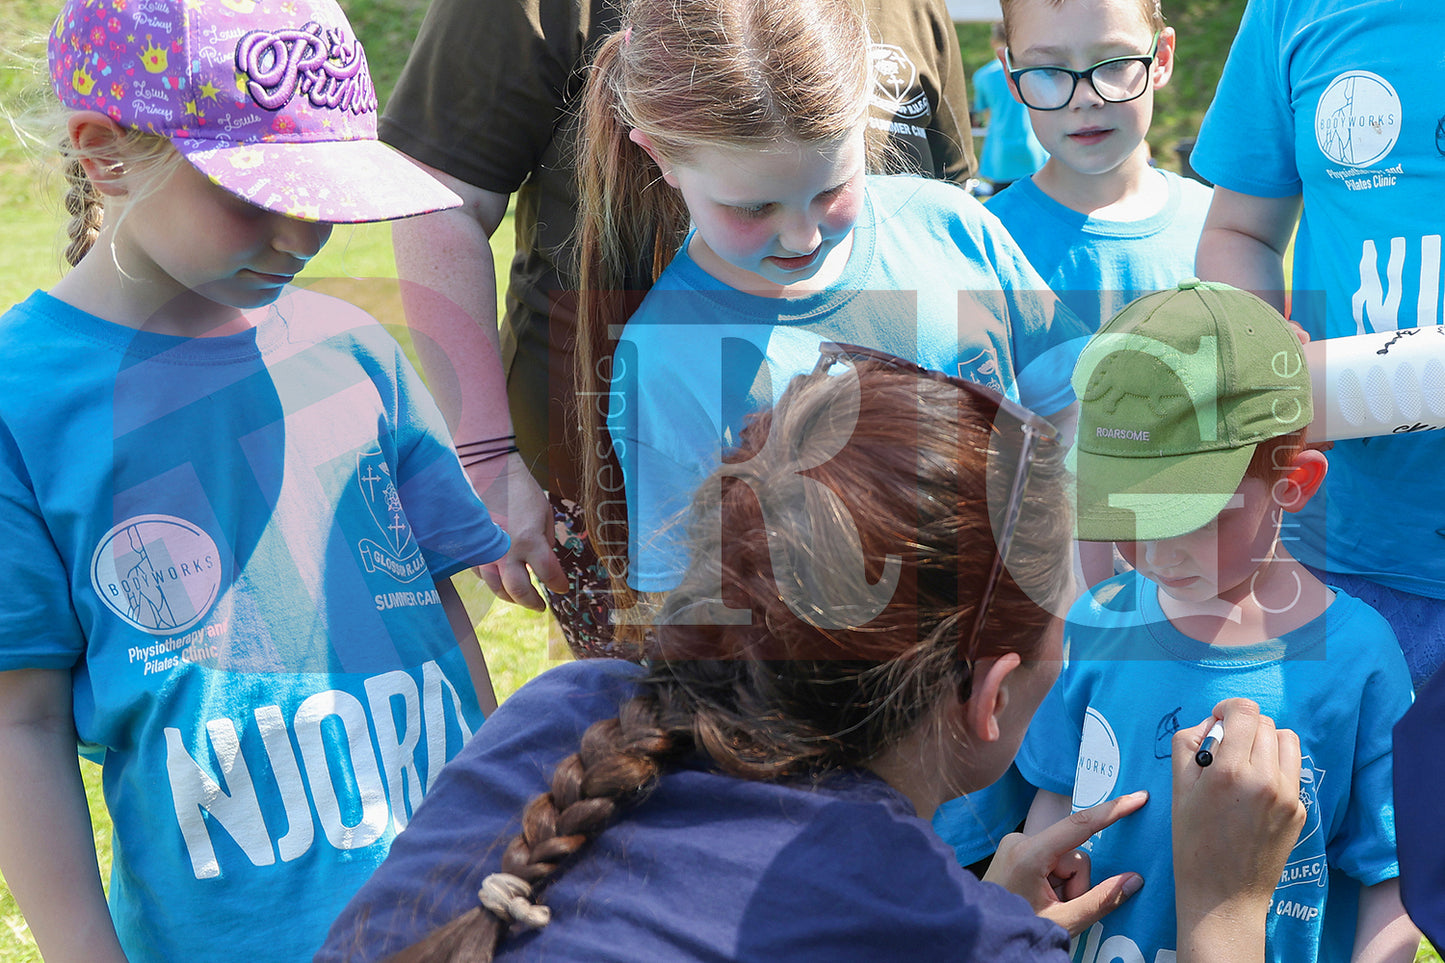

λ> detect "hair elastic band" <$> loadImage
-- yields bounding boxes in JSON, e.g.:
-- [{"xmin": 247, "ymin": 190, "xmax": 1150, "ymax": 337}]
[
  {"xmin": 456, "ymin": 434, "xmax": 520, "ymax": 468},
  {"xmin": 477, "ymin": 873, "xmax": 551, "ymax": 930},
  {"xmin": 456, "ymin": 434, "xmax": 516, "ymax": 450},
  {"xmin": 459, "ymin": 446, "xmax": 522, "ymax": 469}
]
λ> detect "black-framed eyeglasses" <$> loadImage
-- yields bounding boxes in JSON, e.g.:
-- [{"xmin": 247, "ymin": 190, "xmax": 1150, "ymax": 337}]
[
  {"xmin": 811, "ymin": 342, "xmax": 1060, "ymax": 685},
  {"xmin": 1004, "ymin": 31, "xmax": 1160, "ymax": 111}
]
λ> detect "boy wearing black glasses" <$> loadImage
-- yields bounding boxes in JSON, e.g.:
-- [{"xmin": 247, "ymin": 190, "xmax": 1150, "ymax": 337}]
[
  {"xmin": 984, "ymin": 0, "xmax": 1210, "ymax": 338},
  {"xmin": 932, "ymin": 0, "xmax": 1212, "ymax": 871},
  {"xmin": 1016, "ymin": 280, "xmax": 1417, "ymax": 963}
]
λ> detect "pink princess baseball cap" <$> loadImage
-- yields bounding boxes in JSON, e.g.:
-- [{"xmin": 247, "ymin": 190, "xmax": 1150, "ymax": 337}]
[{"xmin": 48, "ymin": 0, "xmax": 460, "ymax": 223}]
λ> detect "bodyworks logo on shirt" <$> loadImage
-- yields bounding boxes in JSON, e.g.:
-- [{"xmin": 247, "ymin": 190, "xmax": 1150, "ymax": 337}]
[
  {"xmin": 1315, "ymin": 70, "xmax": 1403, "ymax": 190},
  {"xmin": 90, "ymin": 514, "xmax": 223, "ymax": 634}
]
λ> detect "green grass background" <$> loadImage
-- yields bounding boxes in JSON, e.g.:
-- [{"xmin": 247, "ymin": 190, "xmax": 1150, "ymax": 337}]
[{"xmin": 0, "ymin": 0, "xmax": 1433, "ymax": 959}]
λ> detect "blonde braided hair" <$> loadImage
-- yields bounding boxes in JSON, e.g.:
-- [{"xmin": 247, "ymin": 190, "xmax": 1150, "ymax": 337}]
[{"xmin": 61, "ymin": 149, "xmax": 104, "ymax": 266}]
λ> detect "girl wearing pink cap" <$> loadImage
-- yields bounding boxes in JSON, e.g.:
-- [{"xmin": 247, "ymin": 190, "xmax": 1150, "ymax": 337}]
[{"xmin": 0, "ymin": 1, "xmax": 516, "ymax": 959}]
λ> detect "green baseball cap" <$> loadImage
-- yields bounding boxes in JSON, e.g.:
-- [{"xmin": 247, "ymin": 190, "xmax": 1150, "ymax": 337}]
[{"xmin": 1072, "ymin": 279, "xmax": 1312, "ymax": 542}]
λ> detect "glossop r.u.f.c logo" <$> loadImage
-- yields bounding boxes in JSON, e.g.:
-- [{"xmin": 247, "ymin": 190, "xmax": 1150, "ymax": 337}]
[{"xmin": 868, "ymin": 44, "xmax": 930, "ymax": 121}]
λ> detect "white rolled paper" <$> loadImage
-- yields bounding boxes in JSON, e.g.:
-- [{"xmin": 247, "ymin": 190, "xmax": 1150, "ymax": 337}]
[{"xmin": 1304, "ymin": 327, "xmax": 1445, "ymax": 442}]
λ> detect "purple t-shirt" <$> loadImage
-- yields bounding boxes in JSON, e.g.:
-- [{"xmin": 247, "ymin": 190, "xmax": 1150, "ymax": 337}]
[{"xmin": 316, "ymin": 659, "xmax": 1068, "ymax": 962}]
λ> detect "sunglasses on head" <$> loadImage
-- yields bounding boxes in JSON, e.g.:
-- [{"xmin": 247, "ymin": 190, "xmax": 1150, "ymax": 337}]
[{"xmin": 810, "ymin": 341, "xmax": 1060, "ymax": 686}]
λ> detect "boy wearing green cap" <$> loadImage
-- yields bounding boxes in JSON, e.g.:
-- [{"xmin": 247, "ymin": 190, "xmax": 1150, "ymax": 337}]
[{"xmin": 1015, "ymin": 280, "xmax": 1417, "ymax": 962}]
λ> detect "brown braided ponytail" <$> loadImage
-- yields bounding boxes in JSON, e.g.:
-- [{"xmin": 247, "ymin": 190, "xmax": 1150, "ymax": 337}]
[
  {"xmin": 5, "ymin": 38, "xmax": 176, "ymax": 270},
  {"xmin": 53, "ymin": 125, "xmax": 177, "ymax": 267},
  {"xmin": 15, "ymin": 112, "xmax": 179, "ymax": 269},
  {"xmin": 385, "ymin": 693, "xmax": 693, "ymax": 962}
]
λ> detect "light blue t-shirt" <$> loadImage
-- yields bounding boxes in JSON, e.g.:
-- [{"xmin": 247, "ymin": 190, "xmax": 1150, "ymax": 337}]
[
  {"xmin": 986, "ymin": 169, "xmax": 1213, "ymax": 333},
  {"xmin": 607, "ymin": 174, "xmax": 1091, "ymax": 592},
  {"xmin": 972, "ymin": 58, "xmax": 1049, "ymax": 185},
  {"xmin": 932, "ymin": 763, "xmax": 1037, "ymax": 868},
  {"xmin": 1017, "ymin": 572, "xmax": 1412, "ymax": 963},
  {"xmin": 1192, "ymin": 0, "xmax": 1445, "ymax": 601},
  {"xmin": 931, "ymin": 167, "xmax": 1212, "ymax": 866},
  {"xmin": 0, "ymin": 289, "xmax": 509, "ymax": 962}
]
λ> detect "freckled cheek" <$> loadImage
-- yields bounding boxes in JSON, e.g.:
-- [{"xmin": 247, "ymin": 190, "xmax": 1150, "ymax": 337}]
[
  {"xmin": 708, "ymin": 214, "xmax": 778, "ymax": 259},
  {"xmin": 205, "ymin": 214, "xmax": 268, "ymax": 259}
]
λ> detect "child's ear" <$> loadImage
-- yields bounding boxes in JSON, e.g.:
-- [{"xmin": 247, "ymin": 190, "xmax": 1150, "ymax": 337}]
[
  {"xmin": 1272, "ymin": 448, "xmax": 1328, "ymax": 512},
  {"xmin": 68, "ymin": 111, "xmax": 133, "ymax": 196},
  {"xmin": 1151, "ymin": 27, "xmax": 1177, "ymax": 89},
  {"xmin": 962, "ymin": 652, "xmax": 1023, "ymax": 743},
  {"xmin": 627, "ymin": 129, "xmax": 679, "ymax": 187}
]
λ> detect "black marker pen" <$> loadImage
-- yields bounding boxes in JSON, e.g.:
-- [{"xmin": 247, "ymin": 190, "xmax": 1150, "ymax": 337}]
[{"xmin": 1195, "ymin": 720, "xmax": 1224, "ymax": 767}]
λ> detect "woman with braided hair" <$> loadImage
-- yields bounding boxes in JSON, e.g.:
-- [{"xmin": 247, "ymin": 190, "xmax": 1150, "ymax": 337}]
[{"xmin": 319, "ymin": 356, "xmax": 1308, "ymax": 963}]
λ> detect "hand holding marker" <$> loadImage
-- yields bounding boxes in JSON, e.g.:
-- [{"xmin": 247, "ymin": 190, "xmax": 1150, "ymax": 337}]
[{"xmin": 1195, "ymin": 720, "xmax": 1225, "ymax": 767}]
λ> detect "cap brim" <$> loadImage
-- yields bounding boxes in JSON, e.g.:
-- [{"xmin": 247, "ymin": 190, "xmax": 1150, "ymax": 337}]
[
  {"xmin": 177, "ymin": 139, "xmax": 462, "ymax": 224},
  {"xmin": 1073, "ymin": 443, "xmax": 1257, "ymax": 542}
]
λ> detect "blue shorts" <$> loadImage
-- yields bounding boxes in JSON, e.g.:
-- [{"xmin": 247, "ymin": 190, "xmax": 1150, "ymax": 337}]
[{"xmin": 1307, "ymin": 566, "xmax": 1445, "ymax": 689}]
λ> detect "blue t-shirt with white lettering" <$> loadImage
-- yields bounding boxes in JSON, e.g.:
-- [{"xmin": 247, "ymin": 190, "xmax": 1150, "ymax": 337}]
[
  {"xmin": 0, "ymin": 289, "xmax": 508, "ymax": 962},
  {"xmin": 1192, "ymin": 0, "xmax": 1445, "ymax": 602},
  {"xmin": 1017, "ymin": 572, "xmax": 1411, "ymax": 963}
]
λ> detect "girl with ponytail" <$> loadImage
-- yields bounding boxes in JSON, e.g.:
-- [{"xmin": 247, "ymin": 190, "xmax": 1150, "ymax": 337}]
[{"xmin": 569, "ymin": 0, "xmax": 1093, "ymax": 643}]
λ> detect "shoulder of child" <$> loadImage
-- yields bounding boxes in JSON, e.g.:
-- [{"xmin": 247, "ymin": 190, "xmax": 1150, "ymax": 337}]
[
  {"xmin": 1322, "ymin": 589, "xmax": 1413, "ymax": 679},
  {"xmin": 1169, "ymin": 169, "xmax": 1215, "ymax": 221},
  {"xmin": 979, "ymin": 176, "xmax": 1047, "ymax": 223},
  {"xmin": 0, "ymin": 292, "xmax": 47, "ymax": 338},
  {"xmin": 865, "ymin": 173, "xmax": 982, "ymax": 223},
  {"xmin": 1067, "ymin": 569, "xmax": 1146, "ymax": 625}
]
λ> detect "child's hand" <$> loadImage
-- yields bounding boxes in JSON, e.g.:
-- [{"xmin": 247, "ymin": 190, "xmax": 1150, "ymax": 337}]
[
  {"xmin": 1171, "ymin": 699, "xmax": 1305, "ymax": 922},
  {"xmin": 983, "ymin": 790, "xmax": 1147, "ymax": 935},
  {"xmin": 474, "ymin": 452, "xmax": 568, "ymax": 611}
]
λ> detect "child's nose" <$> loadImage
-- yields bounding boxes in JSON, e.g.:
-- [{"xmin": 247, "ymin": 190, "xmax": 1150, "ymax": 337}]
[
  {"xmin": 1068, "ymin": 74, "xmax": 1106, "ymax": 109},
  {"xmin": 1142, "ymin": 537, "xmax": 1184, "ymax": 567},
  {"xmin": 271, "ymin": 216, "xmax": 333, "ymax": 260},
  {"xmin": 778, "ymin": 213, "xmax": 822, "ymax": 255}
]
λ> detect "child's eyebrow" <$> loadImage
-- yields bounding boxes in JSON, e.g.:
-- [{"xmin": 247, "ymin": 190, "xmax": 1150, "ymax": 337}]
[
  {"xmin": 714, "ymin": 178, "xmax": 852, "ymax": 207},
  {"xmin": 1014, "ymin": 38, "xmax": 1150, "ymax": 61},
  {"xmin": 1014, "ymin": 43, "xmax": 1071, "ymax": 58}
]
